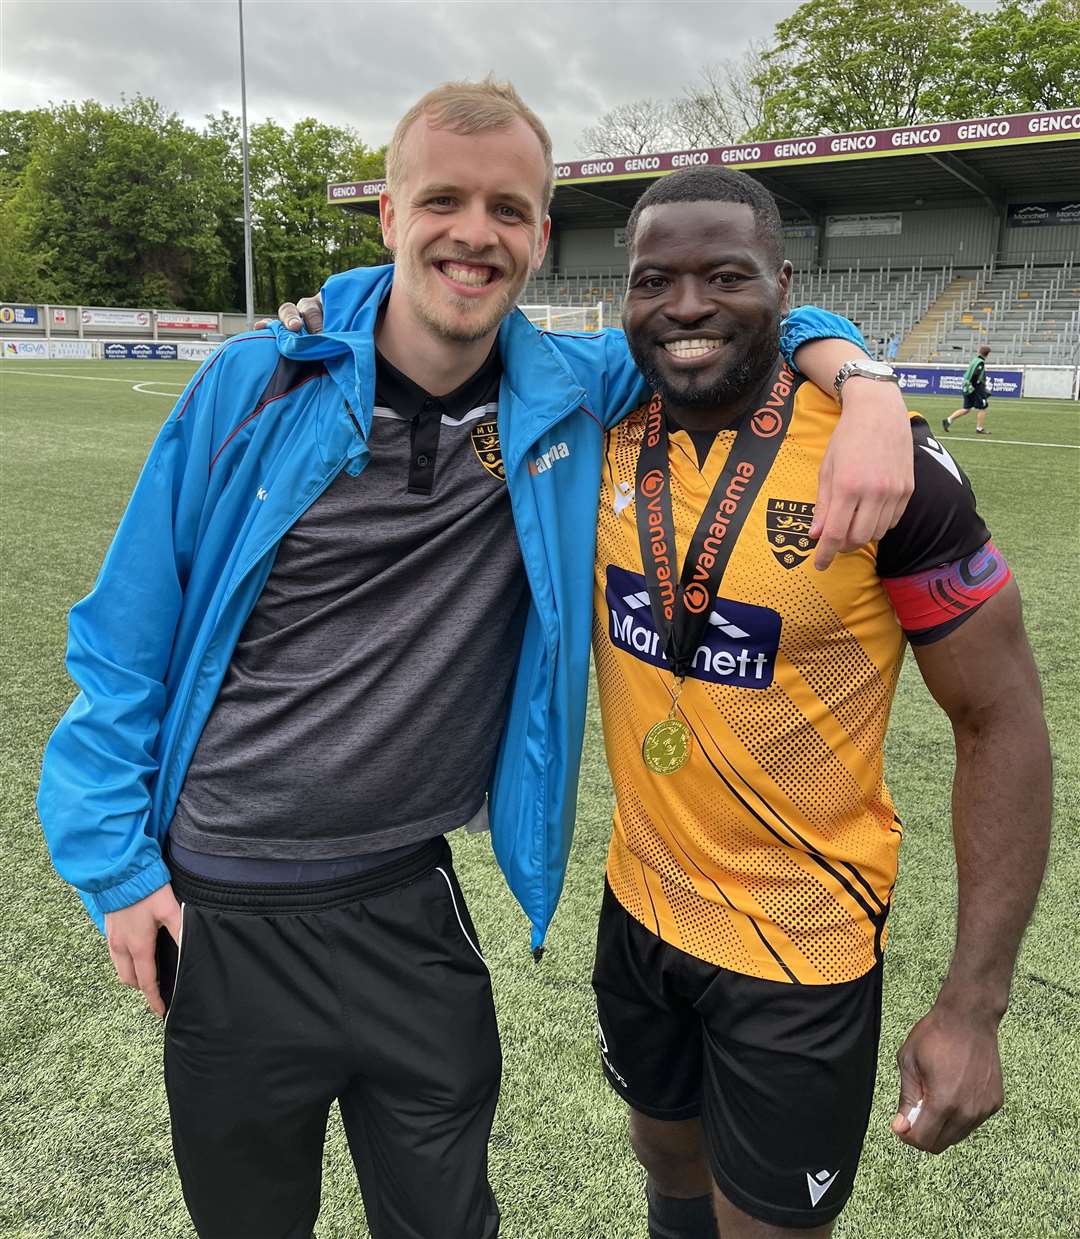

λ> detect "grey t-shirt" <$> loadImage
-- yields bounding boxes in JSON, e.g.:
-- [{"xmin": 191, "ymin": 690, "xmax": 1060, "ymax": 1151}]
[{"xmin": 170, "ymin": 344, "xmax": 529, "ymax": 858}]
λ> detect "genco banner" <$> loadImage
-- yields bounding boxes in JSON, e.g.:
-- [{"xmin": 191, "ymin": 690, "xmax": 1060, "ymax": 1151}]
[
  {"xmin": 895, "ymin": 365, "xmax": 1023, "ymax": 398},
  {"xmin": 329, "ymin": 107, "xmax": 1080, "ymax": 202},
  {"xmin": 103, "ymin": 342, "xmax": 179, "ymax": 360}
]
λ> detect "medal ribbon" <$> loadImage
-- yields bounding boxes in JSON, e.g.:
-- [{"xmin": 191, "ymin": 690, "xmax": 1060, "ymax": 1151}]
[{"xmin": 634, "ymin": 360, "xmax": 803, "ymax": 679}]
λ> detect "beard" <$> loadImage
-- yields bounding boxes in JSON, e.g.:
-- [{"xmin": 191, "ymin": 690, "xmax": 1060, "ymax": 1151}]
[
  {"xmin": 397, "ymin": 244, "xmax": 524, "ymax": 343},
  {"xmin": 629, "ymin": 310, "xmax": 783, "ymax": 411}
]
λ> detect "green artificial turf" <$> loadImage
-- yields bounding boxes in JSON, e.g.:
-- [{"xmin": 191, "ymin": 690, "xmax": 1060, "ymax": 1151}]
[{"xmin": 1, "ymin": 361, "xmax": 1077, "ymax": 1238}]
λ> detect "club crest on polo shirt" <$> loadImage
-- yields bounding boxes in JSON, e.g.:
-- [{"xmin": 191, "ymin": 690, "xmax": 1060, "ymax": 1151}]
[
  {"xmin": 605, "ymin": 565, "xmax": 780, "ymax": 688},
  {"xmin": 469, "ymin": 420, "xmax": 506, "ymax": 482}
]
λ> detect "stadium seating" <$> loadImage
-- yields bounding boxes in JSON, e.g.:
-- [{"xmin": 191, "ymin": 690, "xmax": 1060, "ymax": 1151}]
[
  {"xmin": 920, "ymin": 259, "xmax": 1080, "ymax": 366},
  {"xmin": 520, "ymin": 258, "xmax": 1080, "ymax": 366}
]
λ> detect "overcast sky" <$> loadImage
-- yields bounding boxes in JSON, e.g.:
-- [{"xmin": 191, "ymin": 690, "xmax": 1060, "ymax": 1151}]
[
  {"xmin": 2, "ymin": 0, "xmax": 814, "ymax": 160},
  {"xmin": 2, "ymin": 1, "xmax": 1001, "ymax": 162}
]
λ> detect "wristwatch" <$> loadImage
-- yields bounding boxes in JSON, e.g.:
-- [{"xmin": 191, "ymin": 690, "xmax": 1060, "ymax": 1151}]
[{"xmin": 833, "ymin": 359, "xmax": 900, "ymax": 401}]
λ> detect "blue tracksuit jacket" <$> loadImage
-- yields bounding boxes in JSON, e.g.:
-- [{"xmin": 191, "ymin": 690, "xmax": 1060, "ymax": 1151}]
[{"xmin": 37, "ymin": 264, "xmax": 863, "ymax": 948}]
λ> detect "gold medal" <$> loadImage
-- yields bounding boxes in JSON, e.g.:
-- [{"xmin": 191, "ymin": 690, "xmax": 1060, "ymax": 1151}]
[
  {"xmin": 642, "ymin": 676, "xmax": 691, "ymax": 774},
  {"xmin": 642, "ymin": 717, "xmax": 692, "ymax": 775}
]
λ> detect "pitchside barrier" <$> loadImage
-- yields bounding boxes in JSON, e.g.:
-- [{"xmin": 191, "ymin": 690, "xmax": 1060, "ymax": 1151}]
[
  {"xmin": 2, "ymin": 336, "xmax": 1076, "ymax": 398},
  {"xmin": 1, "ymin": 339, "xmax": 219, "ymax": 362},
  {"xmin": 893, "ymin": 362, "xmax": 1079, "ymax": 400},
  {"xmin": 0, "ymin": 302, "xmax": 241, "ymax": 337}
]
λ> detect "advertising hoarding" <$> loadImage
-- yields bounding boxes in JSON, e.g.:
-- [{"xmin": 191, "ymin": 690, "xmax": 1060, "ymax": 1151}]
[
  {"xmin": 83, "ymin": 308, "xmax": 152, "ymax": 328},
  {"xmin": 826, "ymin": 213, "xmax": 903, "ymax": 237},
  {"xmin": 894, "ymin": 365, "xmax": 1024, "ymax": 398},
  {"xmin": 2, "ymin": 339, "xmax": 49, "ymax": 357},
  {"xmin": 156, "ymin": 311, "xmax": 220, "ymax": 330},
  {"xmin": 178, "ymin": 341, "xmax": 219, "ymax": 362},
  {"xmin": 0, "ymin": 305, "xmax": 39, "ymax": 326},
  {"xmin": 50, "ymin": 340, "xmax": 95, "ymax": 359},
  {"xmin": 1006, "ymin": 201, "xmax": 1080, "ymax": 228},
  {"xmin": 329, "ymin": 107, "xmax": 1080, "ymax": 202},
  {"xmin": 103, "ymin": 342, "xmax": 179, "ymax": 360}
]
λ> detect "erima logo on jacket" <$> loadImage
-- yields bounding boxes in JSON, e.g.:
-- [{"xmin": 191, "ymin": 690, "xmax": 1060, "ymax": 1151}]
[
  {"xmin": 528, "ymin": 441, "xmax": 570, "ymax": 475},
  {"xmin": 605, "ymin": 565, "xmax": 780, "ymax": 689}
]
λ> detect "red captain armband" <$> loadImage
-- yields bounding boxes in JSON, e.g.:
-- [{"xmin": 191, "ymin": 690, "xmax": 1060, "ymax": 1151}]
[{"xmin": 883, "ymin": 540, "xmax": 1012, "ymax": 645}]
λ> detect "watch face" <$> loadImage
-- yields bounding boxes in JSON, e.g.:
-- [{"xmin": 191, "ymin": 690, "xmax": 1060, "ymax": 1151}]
[{"xmin": 854, "ymin": 361, "xmax": 895, "ymax": 378}]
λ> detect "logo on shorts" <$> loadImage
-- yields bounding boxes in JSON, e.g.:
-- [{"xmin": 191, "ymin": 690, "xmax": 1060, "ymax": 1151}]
[
  {"xmin": 806, "ymin": 1169, "xmax": 838, "ymax": 1207},
  {"xmin": 469, "ymin": 420, "xmax": 506, "ymax": 482},
  {"xmin": 766, "ymin": 498, "xmax": 817, "ymax": 570},
  {"xmin": 596, "ymin": 1018, "xmax": 627, "ymax": 1088}
]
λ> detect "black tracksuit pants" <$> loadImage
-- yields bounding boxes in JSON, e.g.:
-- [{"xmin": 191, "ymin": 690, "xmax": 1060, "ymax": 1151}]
[{"xmin": 160, "ymin": 837, "xmax": 501, "ymax": 1239}]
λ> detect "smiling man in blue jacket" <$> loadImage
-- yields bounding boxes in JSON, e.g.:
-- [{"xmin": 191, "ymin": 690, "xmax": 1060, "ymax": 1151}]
[{"xmin": 38, "ymin": 79, "xmax": 913, "ymax": 1239}]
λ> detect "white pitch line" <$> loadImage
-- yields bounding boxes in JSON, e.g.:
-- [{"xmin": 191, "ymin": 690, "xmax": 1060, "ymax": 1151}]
[
  {"xmin": 133, "ymin": 382, "xmax": 186, "ymax": 396},
  {"xmin": 1, "ymin": 368, "xmax": 181, "ymax": 384},
  {"xmin": 4, "ymin": 367, "xmax": 1079, "ymax": 447},
  {"xmin": 942, "ymin": 437, "xmax": 1079, "ymax": 450}
]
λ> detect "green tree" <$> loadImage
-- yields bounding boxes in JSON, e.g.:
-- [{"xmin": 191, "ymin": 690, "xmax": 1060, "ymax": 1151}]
[
  {"xmin": 752, "ymin": 0, "xmax": 973, "ymax": 137},
  {"xmin": 248, "ymin": 117, "xmax": 385, "ymax": 310},
  {"xmin": 14, "ymin": 96, "xmax": 229, "ymax": 308},
  {"xmin": 0, "ymin": 109, "xmax": 55, "ymax": 302},
  {"xmin": 927, "ymin": 0, "xmax": 1080, "ymax": 118}
]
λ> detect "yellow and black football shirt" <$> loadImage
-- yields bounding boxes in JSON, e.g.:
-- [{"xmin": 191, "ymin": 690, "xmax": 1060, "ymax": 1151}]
[{"xmin": 594, "ymin": 376, "xmax": 1008, "ymax": 985}]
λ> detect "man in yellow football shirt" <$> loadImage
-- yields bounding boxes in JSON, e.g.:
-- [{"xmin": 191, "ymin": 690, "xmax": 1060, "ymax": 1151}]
[{"xmin": 591, "ymin": 168, "xmax": 1051, "ymax": 1239}]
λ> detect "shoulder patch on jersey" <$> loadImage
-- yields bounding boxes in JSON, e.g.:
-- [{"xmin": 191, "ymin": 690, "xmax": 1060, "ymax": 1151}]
[{"xmin": 918, "ymin": 434, "xmax": 963, "ymax": 485}]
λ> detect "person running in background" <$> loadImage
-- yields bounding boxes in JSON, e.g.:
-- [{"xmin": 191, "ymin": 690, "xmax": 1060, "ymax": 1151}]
[{"xmin": 943, "ymin": 344, "xmax": 991, "ymax": 434}]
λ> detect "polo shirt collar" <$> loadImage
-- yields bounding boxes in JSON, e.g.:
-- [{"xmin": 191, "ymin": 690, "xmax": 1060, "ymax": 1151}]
[{"xmin": 374, "ymin": 341, "xmax": 502, "ymax": 420}]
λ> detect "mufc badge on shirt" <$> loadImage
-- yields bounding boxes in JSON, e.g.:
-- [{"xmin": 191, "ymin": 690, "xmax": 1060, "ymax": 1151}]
[
  {"xmin": 766, "ymin": 498, "xmax": 817, "ymax": 570},
  {"xmin": 469, "ymin": 420, "xmax": 506, "ymax": 482}
]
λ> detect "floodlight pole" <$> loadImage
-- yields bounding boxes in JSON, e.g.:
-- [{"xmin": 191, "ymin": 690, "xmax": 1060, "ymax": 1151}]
[{"xmin": 238, "ymin": 0, "xmax": 255, "ymax": 329}]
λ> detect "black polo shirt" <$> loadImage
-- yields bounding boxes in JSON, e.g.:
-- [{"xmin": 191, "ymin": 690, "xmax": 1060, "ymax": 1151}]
[{"xmin": 171, "ymin": 343, "xmax": 530, "ymax": 863}]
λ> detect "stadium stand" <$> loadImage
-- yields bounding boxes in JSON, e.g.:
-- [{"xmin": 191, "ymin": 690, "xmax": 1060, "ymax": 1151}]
[
  {"xmin": 329, "ymin": 106, "xmax": 1080, "ymax": 372},
  {"xmin": 520, "ymin": 258, "xmax": 1079, "ymax": 366}
]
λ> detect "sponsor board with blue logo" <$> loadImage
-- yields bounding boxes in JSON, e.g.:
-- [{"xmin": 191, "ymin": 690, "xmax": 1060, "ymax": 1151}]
[
  {"xmin": 103, "ymin": 342, "xmax": 179, "ymax": 360},
  {"xmin": 605, "ymin": 565, "xmax": 781, "ymax": 689},
  {"xmin": 895, "ymin": 365, "xmax": 1023, "ymax": 399},
  {"xmin": 0, "ymin": 304, "xmax": 39, "ymax": 326}
]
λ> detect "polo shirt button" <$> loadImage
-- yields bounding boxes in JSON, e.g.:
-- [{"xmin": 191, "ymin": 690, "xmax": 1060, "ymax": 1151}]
[{"xmin": 416, "ymin": 454, "xmax": 429, "ymax": 467}]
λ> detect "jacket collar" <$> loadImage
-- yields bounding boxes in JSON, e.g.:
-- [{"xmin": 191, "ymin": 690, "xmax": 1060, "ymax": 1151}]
[
  {"xmin": 269, "ymin": 263, "xmax": 589, "ymax": 457},
  {"xmin": 496, "ymin": 309, "xmax": 589, "ymax": 466}
]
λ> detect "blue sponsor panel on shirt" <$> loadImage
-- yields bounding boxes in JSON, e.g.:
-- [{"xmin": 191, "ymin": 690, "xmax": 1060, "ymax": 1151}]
[
  {"xmin": 103, "ymin": 341, "xmax": 179, "ymax": 360},
  {"xmin": 605, "ymin": 564, "xmax": 781, "ymax": 689}
]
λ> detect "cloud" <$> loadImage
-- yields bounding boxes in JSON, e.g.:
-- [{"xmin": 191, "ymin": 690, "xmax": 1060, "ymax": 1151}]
[{"xmin": 1, "ymin": 0, "xmax": 801, "ymax": 156}]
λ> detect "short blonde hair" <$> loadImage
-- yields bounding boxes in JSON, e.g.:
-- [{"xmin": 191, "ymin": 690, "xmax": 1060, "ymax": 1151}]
[{"xmin": 386, "ymin": 76, "xmax": 555, "ymax": 210}]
